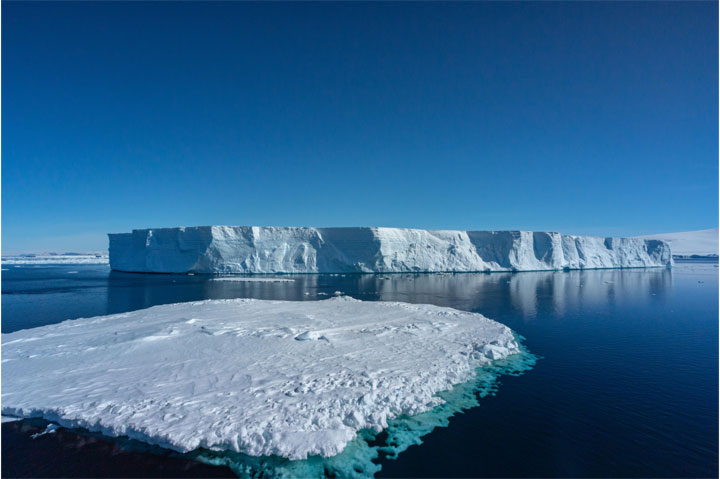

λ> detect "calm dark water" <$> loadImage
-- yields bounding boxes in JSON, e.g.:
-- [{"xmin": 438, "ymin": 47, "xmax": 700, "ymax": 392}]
[{"xmin": 2, "ymin": 262, "xmax": 718, "ymax": 478}]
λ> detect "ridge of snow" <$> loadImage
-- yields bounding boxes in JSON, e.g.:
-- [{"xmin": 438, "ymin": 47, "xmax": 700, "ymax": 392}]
[
  {"xmin": 635, "ymin": 228, "xmax": 718, "ymax": 257},
  {"xmin": 2, "ymin": 253, "xmax": 109, "ymax": 265}
]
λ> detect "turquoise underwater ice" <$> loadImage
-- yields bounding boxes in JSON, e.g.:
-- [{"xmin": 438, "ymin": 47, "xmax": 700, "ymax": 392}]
[{"xmin": 192, "ymin": 338, "xmax": 536, "ymax": 478}]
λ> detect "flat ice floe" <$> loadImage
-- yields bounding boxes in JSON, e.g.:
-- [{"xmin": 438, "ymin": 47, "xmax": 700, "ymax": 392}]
[{"xmin": 2, "ymin": 297, "xmax": 520, "ymax": 461}]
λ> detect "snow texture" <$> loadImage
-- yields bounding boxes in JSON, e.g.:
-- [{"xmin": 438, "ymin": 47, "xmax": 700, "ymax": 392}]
[
  {"xmin": 108, "ymin": 226, "xmax": 672, "ymax": 273},
  {"xmin": 2, "ymin": 297, "xmax": 519, "ymax": 460},
  {"xmin": 635, "ymin": 228, "xmax": 718, "ymax": 258}
]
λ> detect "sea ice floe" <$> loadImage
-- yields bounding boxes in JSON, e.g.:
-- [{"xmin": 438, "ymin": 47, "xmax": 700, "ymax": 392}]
[
  {"xmin": 31, "ymin": 423, "xmax": 61, "ymax": 439},
  {"xmin": 2, "ymin": 297, "xmax": 521, "ymax": 461}
]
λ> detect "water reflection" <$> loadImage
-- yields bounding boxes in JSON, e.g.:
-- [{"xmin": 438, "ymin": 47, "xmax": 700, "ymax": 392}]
[
  {"xmin": 4, "ymin": 264, "xmax": 715, "ymax": 479},
  {"xmin": 106, "ymin": 267, "xmax": 672, "ymax": 321}
]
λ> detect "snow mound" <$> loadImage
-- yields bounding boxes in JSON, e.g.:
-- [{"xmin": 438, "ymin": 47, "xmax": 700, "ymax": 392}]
[
  {"xmin": 1, "ymin": 297, "xmax": 520, "ymax": 460},
  {"xmin": 108, "ymin": 226, "xmax": 672, "ymax": 273},
  {"xmin": 635, "ymin": 228, "xmax": 718, "ymax": 258}
]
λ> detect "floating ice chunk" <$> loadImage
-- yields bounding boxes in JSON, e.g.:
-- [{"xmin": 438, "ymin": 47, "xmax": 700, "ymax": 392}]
[
  {"xmin": 635, "ymin": 228, "xmax": 718, "ymax": 258},
  {"xmin": 31, "ymin": 424, "xmax": 60, "ymax": 438},
  {"xmin": 2, "ymin": 297, "xmax": 521, "ymax": 460},
  {"xmin": 2, "ymin": 254, "xmax": 108, "ymax": 265}
]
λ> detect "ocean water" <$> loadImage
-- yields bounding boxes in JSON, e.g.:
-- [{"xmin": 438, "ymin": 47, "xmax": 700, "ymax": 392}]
[{"xmin": 1, "ymin": 262, "xmax": 717, "ymax": 477}]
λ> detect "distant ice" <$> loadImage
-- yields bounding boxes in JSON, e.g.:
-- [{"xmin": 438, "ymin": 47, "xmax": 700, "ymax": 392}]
[
  {"xmin": 2, "ymin": 253, "xmax": 108, "ymax": 265},
  {"xmin": 2, "ymin": 297, "xmax": 521, "ymax": 460},
  {"xmin": 108, "ymin": 226, "xmax": 672, "ymax": 273}
]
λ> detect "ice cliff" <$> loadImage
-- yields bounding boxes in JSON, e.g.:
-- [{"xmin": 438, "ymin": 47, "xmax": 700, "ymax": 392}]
[
  {"xmin": 108, "ymin": 226, "xmax": 672, "ymax": 274},
  {"xmin": 2, "ymin": 297, "xmax": 520, "ymax": 460}
]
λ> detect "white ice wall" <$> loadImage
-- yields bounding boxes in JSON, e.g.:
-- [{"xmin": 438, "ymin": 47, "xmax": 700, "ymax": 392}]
[{"xmin": 109, "ymin": 226, "xmax": 672, "ymax": 274}]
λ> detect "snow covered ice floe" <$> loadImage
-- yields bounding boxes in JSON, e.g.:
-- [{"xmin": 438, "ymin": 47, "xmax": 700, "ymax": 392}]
[
  {"xmin": 108, "ymin": 226, "xmax": 672, "ymax": 274},
  {"xmin": 2, "ymin": 297, "xmax": 524, "ymax": 462},
  {"xmin": 195, "ymin": 350, "xmax": 535, "ymax": 478}
]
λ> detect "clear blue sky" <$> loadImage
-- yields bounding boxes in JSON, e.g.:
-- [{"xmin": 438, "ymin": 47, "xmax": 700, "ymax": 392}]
[{"xmin": 2, "ymin": 1, "xmax": 717, "ymax": 252}]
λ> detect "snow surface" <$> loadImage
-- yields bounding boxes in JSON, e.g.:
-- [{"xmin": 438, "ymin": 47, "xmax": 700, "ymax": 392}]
[
  {"xmin": 2, "ymin": 253, "xmax": 109, "ymax": 265},
  {"xmin": 108, "ymin": 226, "xmax": 671, "ymax": 273},
  {"xmin": 635, "ymin": 228, "xmax": 718, "ymax": 257},
  {"xmin": 1, "ymin": 297, "xmax": 520, "ymax": 460}
]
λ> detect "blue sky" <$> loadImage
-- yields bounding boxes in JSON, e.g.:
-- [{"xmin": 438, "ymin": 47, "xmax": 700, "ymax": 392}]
[{"xmin": 2, "ymin": 2, "xmax": 717, "ymax": 252}]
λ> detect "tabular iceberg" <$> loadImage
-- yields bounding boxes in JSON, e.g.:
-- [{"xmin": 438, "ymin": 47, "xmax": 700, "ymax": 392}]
[
  {"xmin": 2, "ymin": 297, "xmax": 520, "ymax": 460},
  {"xmin": 109, "ymin": 226, "xmax": 672, "ymax": 274}
]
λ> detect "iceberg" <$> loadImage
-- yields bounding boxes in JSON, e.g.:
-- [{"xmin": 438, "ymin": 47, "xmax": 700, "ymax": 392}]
[
  {"xmin": 2, "ymin": 297, "xmax": 521, "ymax": 461},
  {"xmin": 108, "ymin": 226, "xmax": 672, "ymax": 274},
  {"xmin": 193, "ymin": 351, "xmax": 535, "ymax": 478}
]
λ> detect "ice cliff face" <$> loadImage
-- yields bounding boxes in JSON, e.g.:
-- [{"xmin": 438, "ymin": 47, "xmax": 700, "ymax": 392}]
[{"xmin": 108, "ymin": 226, "xmax": 672, "ymax": 274}]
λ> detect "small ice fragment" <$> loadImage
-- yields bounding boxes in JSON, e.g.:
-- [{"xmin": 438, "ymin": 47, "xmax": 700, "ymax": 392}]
[
  {"xmin": 31, "ymin": 424, "xmax": 60, "ymax": 439},
  {"xmin": 2, "ymin": 297, "xmax": 521, "ymax": 460}
]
